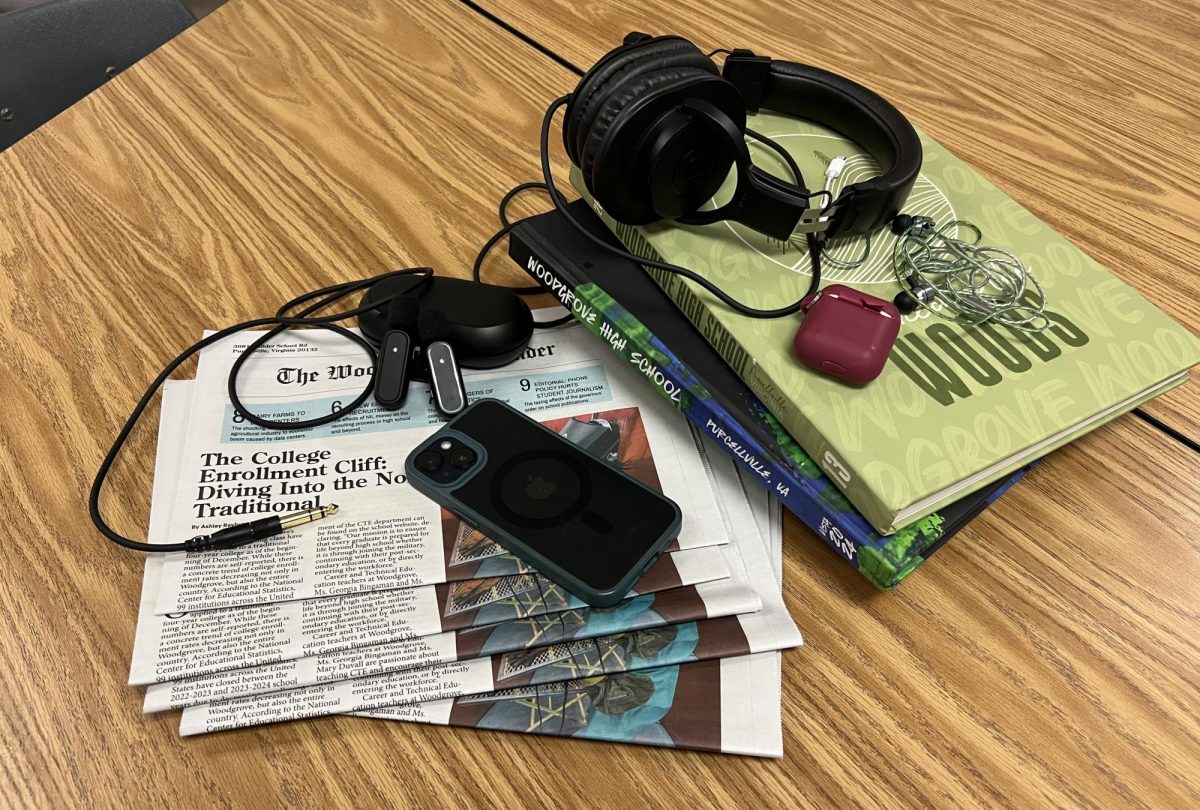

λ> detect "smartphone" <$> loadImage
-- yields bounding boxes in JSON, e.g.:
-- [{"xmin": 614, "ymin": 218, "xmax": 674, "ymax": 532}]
[{"xmin": 404, "ymin": 398, "xmax": 682, "ymax": 607}]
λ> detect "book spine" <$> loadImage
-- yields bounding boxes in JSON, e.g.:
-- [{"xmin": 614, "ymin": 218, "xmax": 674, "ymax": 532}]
[
  {"xmin": 511, "ymin": 233, "xmax": 884, "ymax": 577},
  {"xmin": 597, "ymin": 213, "xmax": 898, "ymax": 535}
]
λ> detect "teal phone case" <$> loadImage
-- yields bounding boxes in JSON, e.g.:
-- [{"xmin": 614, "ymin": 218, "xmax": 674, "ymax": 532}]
[{"xmin": 404, "ymin": 399, "xmax": 683, "ymax": 607}]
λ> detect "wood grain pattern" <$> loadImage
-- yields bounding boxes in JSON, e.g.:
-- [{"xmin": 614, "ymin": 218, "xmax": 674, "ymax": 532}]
[
  {"xmin": 0, "ymin": 0, "xmax": 1197, "ymax": 806},
  {"xmin": 479, "ymin": 0, "xmax": 1200, "ymax": 439}
]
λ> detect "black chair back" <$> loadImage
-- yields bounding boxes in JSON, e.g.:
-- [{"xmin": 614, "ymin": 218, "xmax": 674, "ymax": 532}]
[{"xmin": 0, "ymin": 0, "xmax": 194, "ymax": 151}]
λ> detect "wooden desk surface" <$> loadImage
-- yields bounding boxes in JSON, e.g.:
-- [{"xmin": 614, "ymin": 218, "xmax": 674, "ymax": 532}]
[{"xmin": 0, "ymin": 0, "xmax": 1196, "ymax": 806}]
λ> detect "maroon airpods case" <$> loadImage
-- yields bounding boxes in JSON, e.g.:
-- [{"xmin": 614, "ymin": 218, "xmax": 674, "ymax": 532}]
[{"xmin": 792, "ymin": 284, "xmax": 900, "ymax": 385}]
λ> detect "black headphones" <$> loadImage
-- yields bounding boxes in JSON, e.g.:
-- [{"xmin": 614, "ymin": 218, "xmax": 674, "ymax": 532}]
[{"xmin": 564, "ymin": 33, "xmax": 923, "ymax": 242}]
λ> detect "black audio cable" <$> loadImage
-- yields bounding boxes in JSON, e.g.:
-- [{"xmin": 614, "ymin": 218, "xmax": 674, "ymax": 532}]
[
  {"xmin": 174, "ymin": 506, "xmax": 340, "ymax": 553},
  {"xmin": 89, "ymin": 267, "xmax": 432, "ymax": 553},
  {"xmin": 472, "ymin": 182, "xmax": 575, "ymax": 329}
]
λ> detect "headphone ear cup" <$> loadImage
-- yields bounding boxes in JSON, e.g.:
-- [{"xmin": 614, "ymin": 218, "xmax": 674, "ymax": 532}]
[
  {"xmin": 584, "ymin": 68, "xmax": 721, "ymax": 222},
  {"xmin": 565, "ymin": 35, "xmax": 713, "ymax": 167},
  {"xmin": 587, "ymin": 74, "xmax": 746, "ymax": 223},
  {"xmin": 581, "ymin": 66, "xmax": 709, "ymax": 184},
  {"xmin": 568, "ymin": 36, "xmax": 745, "ymax": 224}
]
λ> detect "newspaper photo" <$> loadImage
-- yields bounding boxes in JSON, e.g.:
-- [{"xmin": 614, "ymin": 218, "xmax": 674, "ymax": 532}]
[
  {"xmin": 359, "ymin": 653, "xmax": 785, "ymax": 757},
  {"xmin": 153, "ymin": 326, "xmax": 731, "ymax": 613}
]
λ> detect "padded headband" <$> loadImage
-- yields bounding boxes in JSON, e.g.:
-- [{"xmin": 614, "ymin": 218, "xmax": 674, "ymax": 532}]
[{"xmin": 565, "ymin": 35, "xmax": 718, "ymax": 169}]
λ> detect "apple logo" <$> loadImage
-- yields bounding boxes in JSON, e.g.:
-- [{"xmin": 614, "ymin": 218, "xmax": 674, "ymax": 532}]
[{"xmin": 524, "ymin": 474, "xmax": 557, "ymax": 501}]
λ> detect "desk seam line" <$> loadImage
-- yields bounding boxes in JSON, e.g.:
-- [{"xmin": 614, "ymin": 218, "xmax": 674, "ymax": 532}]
[{"xmin": 456, "ymin": 0, "xmax": 585, "ymax": 77}]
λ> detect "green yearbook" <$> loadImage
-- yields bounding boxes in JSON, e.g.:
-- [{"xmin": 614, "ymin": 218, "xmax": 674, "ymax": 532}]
[{"xmin": 573, "ymin": 115, "xmax": 1200, "ymax": 534}]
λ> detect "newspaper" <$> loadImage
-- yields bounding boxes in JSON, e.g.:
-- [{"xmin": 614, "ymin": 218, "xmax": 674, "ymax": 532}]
[
  {"xmin": 132, "ymin": 371, "xmax": 734, "ymax": 685},
  {"xmin": 175, "ymin": 425, "xmax": 799, "ymax": 734},
  {"xmin": 137, "ymin": 384, "xmax": 755, "ymax": 699},
  {"xmin": 152, "ymin": 327, "xmax": 730, "ymax": 613},
  {"xmin": 359, "ymin": 454, "xmax": 791, "ymax": 757},
  {"xmin": 181, "ymin": 620, "xmax": 790, "ymax": 735}
]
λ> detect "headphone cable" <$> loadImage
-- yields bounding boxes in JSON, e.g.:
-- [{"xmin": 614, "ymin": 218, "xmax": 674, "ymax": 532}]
[{"xmin": 471, "ymin": 181, "xmax": 575, "ymax": 328}]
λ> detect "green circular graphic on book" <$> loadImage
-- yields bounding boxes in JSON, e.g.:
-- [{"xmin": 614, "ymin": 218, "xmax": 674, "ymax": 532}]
[{"xmin": 716, "ymin": 119, "xmax": 956, "ymax": 287}]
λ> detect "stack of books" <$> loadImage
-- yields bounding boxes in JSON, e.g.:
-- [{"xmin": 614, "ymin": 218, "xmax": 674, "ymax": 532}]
[{"xmin": 511, "ymin": 113, "xmax": 1200, "ymax": 588}]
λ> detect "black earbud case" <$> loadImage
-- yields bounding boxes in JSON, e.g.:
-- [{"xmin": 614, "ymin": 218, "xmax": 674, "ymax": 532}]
[{"xmin": 359, "ymin": 276, "xmax": 534, "ymax": 374}]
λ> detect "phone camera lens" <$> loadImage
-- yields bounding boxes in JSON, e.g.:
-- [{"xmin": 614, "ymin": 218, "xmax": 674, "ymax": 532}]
[
  {"xmin": 415, "ymin": 450, "xmax": 443, "ymax": 472},
  {"xmin": 449, "ymin": 447, "xmax": 477, "ymax": 469}
]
